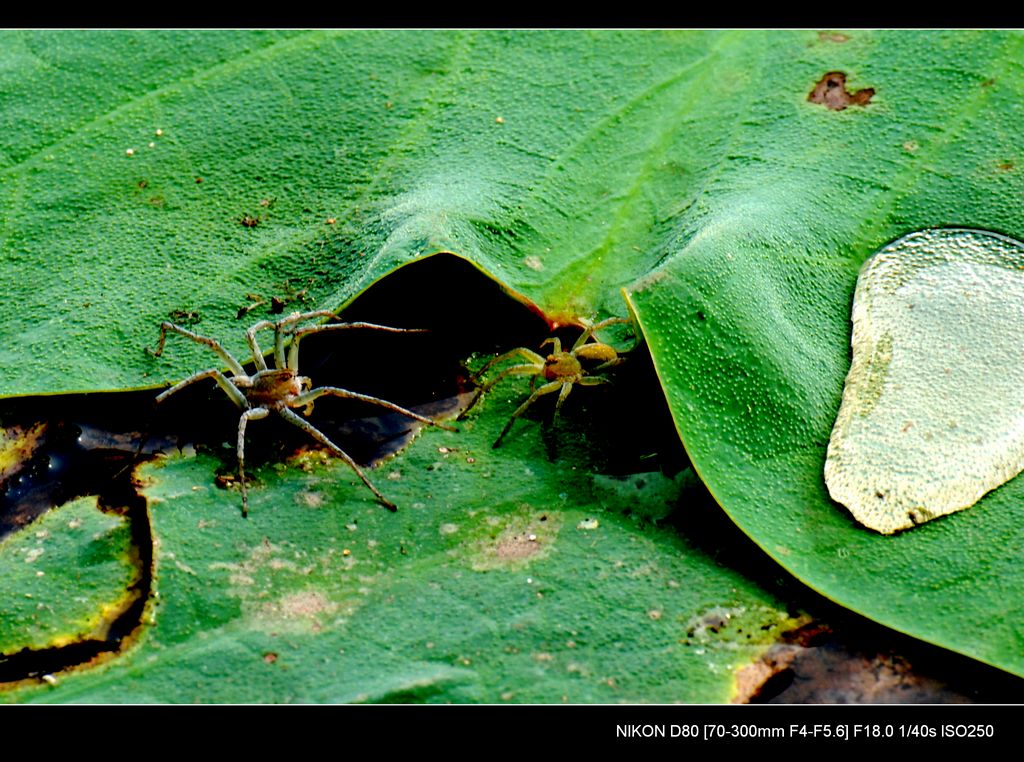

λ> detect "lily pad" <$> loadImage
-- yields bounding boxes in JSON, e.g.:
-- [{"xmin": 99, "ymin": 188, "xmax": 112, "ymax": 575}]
[
  {"xmin": 0, "ymin": 29, "xmax": 704, "ymax": 396},
  {"xmin": 624, "ymin": 32, "xmax": 1024, "ymax": 676},
  {"xmin": 4, "ymin": 379, "xmax": 799, "ymax": 703},
  {"xmin": 0, "ymin": 496, "xmax": 136, "ymax": 654}
]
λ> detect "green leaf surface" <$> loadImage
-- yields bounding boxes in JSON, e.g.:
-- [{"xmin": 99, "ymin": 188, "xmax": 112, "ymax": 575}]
[
  {"xmin": 4, "ymin": 28, "xmax": 1024, "ymax": 692},
  {"xmin": 5, "ymin": 383, "xmax": 796, "ymax": 703},
  {"xmin": 1, "ymin": 29, "xmax": 707, "ymax": 396},
  {"xmin": 0, "ymin": 497, "xmax": 135, "ymax": 652},
  {"xmin": 624, "ymin": 32, "xmax": 1024, "ymax": 675}
]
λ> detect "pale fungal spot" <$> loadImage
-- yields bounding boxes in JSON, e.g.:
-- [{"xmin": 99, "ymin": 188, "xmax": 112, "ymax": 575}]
[
  {"xmin": 148, "ymin": 141, "xmax": 155, "ymax": 148},
  {"xmin": 826, "ymin": 228, "xmax": 1024, "ymax": 534},
  {"xmin": 155, "ymin": 128, "xmax": 163, "ymax": 136},
  {"xmin": 495, "ymin": 116, "xmax": 505, "ymax": 124},
  {"xmin": 524, "ymin": 255, "xmax": 544, "ymax": 271},
  {"xmin": 298, "ymin": 491, "xmax": 325, "ymax": 509},
  {"xmin": 903, "ymin": 140, "xmax": 919, "ymax": 152},
  {"xmin": 125, "ymin": 148, "xmax": 135, "ymax": 156},
  {"xmin": 577, "ymin": 518, "xmax": 599, "ymax": 530},
  {"xmin": 41, "ymin": 674, "xmax": 58, "ymax": 687}
]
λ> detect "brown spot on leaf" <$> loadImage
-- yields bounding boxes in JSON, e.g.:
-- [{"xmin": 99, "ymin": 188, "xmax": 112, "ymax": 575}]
[
  {"xmin": 470, "ymin": 511, "xmax": 559, "ymax": 570},
  {"xmin": 817, "ymin": 31, "xmax": 849, "ymax": 43},
  {"xmin": 997, "ymin": 160, "xmax": 1015, "ymax": 172},
  {"xmin": 297, "ymin": 490, "xmax": 325, "ymax": 508},
  {"xmin": 808, "ymin": 71, "xmax": 875, "ymax": 111},
  {"xmin": 277, "ymin": 590, "xmax": 333, "ymax": 619},
  {"xmin": 240, "ymin": 215, "xmax": 260, "ymax": 228},
  {"xmin": 495, "ymin": 532, "xmax": 541, "ymax": 561}
]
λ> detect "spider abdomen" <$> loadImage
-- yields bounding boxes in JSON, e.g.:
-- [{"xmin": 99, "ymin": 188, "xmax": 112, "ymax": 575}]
[{"xmin": 575, "ymin": 343, "xmax": 618, "ymax": 364}]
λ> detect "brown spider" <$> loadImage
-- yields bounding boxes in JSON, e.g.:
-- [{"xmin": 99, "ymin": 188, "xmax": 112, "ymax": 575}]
[
  {"xmin": 474, "ymin": 316, "xmax": 633, "ymax": 447},
  {"xmin": 150, "ymin": 310, "xmax": 453, "ymax": 516}
]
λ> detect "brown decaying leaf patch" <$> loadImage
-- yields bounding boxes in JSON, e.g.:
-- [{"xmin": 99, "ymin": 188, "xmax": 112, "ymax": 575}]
[
  {"xmin": 733, "ymin": 645, "xmax": 802, "ymax": 704},
  {"xmin": 470, "ymin": 510, "xmax": 560, "ymax": 571},
  {"xmin": 817, "ymin": 31, "xmax": 850, "ymax": 43},
  {"xmin": 730, "ymin": 621, "xmax": 1008, "ymax": 703},
  {"xmin": 273, "ymin": 590, "xmax": 335, "ymax": 620},
  {"xmin": 808, "ymin": 71, "xmax": 875, "ymax": 111},
  {"xmin": 495, "ymin": 533, "xmax": 540, "ymax": 561}
]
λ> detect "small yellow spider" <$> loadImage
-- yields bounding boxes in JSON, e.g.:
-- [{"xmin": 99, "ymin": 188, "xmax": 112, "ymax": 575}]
[
  {"xmin": 474, "ymin": 316, "xmax": 633, "ymax": 447},
  {"xmin": 150, "ymin": 310, "xmax": 452, "ymax": 516}
]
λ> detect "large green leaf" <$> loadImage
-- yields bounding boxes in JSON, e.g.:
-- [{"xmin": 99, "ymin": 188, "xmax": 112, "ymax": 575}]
[
  {"xmin": 625, "ymin": 31, "xmax": 1024, "ymax": 675},
  {"xmin": 0, "ymin": 29, "xmax": 703, "ymax": 395},
  {"xmin": 3, "ymin": 381, "xmax": 798, "ymax": 703}
]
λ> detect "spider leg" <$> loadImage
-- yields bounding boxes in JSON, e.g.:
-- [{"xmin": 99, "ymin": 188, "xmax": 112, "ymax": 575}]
[
  {"xmin": 493, "ymin": 379, "xmax": 564, "ymax": 448},
  {"xmin": 287, "ymin": 322, "xmax": 427, "ymax": 372},
  {"xmin": 244, "ymin": 320, "xmax": 278, "ymax": 371},
  {"xmin": 589, "ymin": 357, "xmax": 627, "ymax": 374},
  {"xmin": 277, "ymin": 407, "xmax": 397, "ymax": 511},
  {"xmin": 480, "ymin": 363, "xmax": 544, "ymax": 393},
  {"xmin": 275, "ymin": 309, "xmax": 340, "ymax": 329},
  {"xmin": 242, "ymin": 312, "xmax": 338, "ymax": 372},
  {"xmin": 267, "ymin": 310, "xmax": 369, "ymax": 370},
  {"xmin": 151, "ymin": 323, "xmax": 247, "ymax": 377},
  {"xmin": 474, "ymin": 348, "xmax": 546, "ymax": 383},
  {"xmin": 590, "ymin": 316, "xmax": 632, "ymax": 332},
  {"xmin": 571, "ymin": 316, "xmax": 632, "ymax": 352},
  {"xmin": 156, "ymin": 368, "xmax": 248, "ymax": 409},
  {"xmin": 552, "ymin": 379, "xmax": 576, "ymax": 417},
  {"xmin": 237, "ymin": 407, "xmax": 270, "ymax": 517},
  {"xmin": 291, "ymin": 387, "xmax": 456, "ymax": 431},
  {"xmin": 539, "ymin": 337, "xmax": 563, "ymax": 354}
]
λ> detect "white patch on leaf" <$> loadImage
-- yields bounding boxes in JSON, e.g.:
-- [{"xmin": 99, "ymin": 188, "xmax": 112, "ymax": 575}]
[{"xmin": 826, "ymin": 228, "xmax": 1024, "ymax": 534}]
